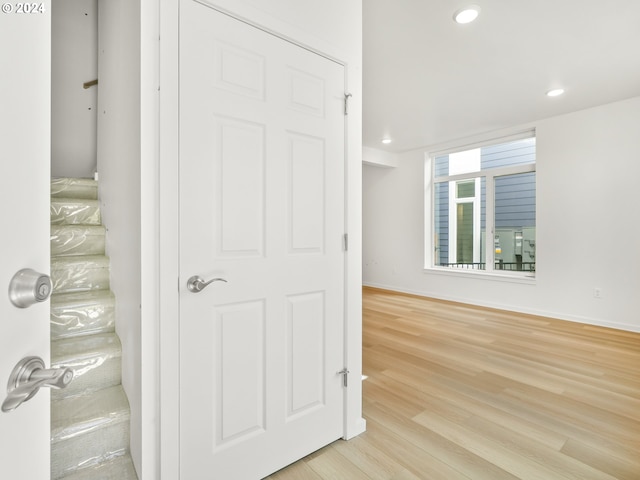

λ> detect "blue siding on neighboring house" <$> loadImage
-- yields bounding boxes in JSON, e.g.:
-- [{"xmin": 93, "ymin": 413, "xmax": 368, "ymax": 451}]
[
  {"xmin": 483, "ymin": 140, "xmax": 536, "ymax": 228},
  {"xmin": 434, "ymin": 156, "xmax": 450, "ymax": 264},
  {"xmin": 434, "ymin": 180, "xmax": 449, "ymax": 264},
  {"xmin": 495, "ymin": 172, "xmax": 536, "ymax": 228},
  {"xmin": 481, "ymin": 141, "xmax": 535, "ymax": 169},
  {"xmin": 434, "ymin": 155, "xmax": 449, "ymax": 177}
]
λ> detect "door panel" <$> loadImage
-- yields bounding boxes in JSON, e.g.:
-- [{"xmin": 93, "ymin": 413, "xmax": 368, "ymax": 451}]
[
  {"xmin": 286, "ymin": 292, "xmax": 326, "ymax": 417},
  {"xmin": 216, "ymin": 299, "xmax": 265, "ymax": 444},
  {"xmin": 0, "ymin": 3, "xmax": 51, "ymax": 477},
  {"xmin": 289, "ymin": 133, "xmax": 326, "ymax": 252},
  {"xmin": 179, "ymin": 2, "xmax": 345, "ymax": 478},
  {"xmin": 216, "ymin": 117, "xmax": 265, "ymax": 257}
]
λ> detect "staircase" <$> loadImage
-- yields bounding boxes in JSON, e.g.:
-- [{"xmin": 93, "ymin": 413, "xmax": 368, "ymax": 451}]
[{"xmin": 49, "ymin": 178, "xmax": 138, "ymax": 480}]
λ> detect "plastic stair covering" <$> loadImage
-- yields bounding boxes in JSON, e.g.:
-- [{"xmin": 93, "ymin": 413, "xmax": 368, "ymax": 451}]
[
  {"xmin": 50, "ymin": 178, "xmax": 138, "ymax": 479},
  {"xmin": 51, "ymin": 333, "xmax": 122, "ymax": 399},
  {"xmin": 51, "ymin": 386, "xmax": 131, "ymax": 479},
  {"xmin": 56, "ymin": 454, "xmax": 137, "ymax": 480},
  {"xmin": 51, "ymin": 198, "xmax": 102, "ymax": 226},
  {"xmin": 50, "ymin": 255, "xmax": 110, "ymax": 294},
  {"xmin": 51, "ymin": 291, "xmax": 115, "ymax": 340},
  {"xmin": 51, "ymin": 177, "xmax": 98, "ymax": 199},
  {"xmin": 51, "ymin": 225, "xmax": 106, "ymax": 256}
]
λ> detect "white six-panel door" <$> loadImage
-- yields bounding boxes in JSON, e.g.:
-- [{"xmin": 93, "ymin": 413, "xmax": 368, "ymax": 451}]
[{"xmin": 179, "ymin": 2, "xmax": 346, "ymax": 478}]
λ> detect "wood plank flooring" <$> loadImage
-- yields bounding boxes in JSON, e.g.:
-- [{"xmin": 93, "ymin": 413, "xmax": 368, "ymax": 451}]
[{"xmin": 267, "ymin": 287, "xmax": 640, "ymax": 479}]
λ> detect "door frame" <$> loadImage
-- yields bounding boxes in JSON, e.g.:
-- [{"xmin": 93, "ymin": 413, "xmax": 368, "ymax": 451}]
[{"xmin": 147, "ymin": 0, "xmax": 364, "ymax": 477}]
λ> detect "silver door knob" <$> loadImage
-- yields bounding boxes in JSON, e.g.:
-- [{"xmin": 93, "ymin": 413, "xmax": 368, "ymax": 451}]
[
  {"xmin": 2, "ymin": 356, "xmax": 73, "ymax": 412},
  {"xmin": 187, "ymin": 275, "xmax": 227, "ymax": 293},
  {"xmin": 8, "ymin": 268, "xmax": 52, "ymax": 308}
]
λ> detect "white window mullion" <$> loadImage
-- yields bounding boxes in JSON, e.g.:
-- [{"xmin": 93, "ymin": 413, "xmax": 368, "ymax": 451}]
[
  {"xmin": 435, "ymin": 162, "xmax": 535, "ymax": 185},
  {"xmin": 473, "ymin": 177, "xmax": 481, "ymax": 264},
  {"xmin": 485, "ymin": 173, "xmax": 495, "ymax": 272},
  {"xmin": 448, "ymin": 180, "xmax": 457, "ymax": 264}
]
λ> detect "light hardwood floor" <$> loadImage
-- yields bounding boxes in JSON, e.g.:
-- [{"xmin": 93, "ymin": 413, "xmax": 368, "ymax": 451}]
[{"xmin": 267, "ymin": 287, "xmax": 640, "ymax": 479}]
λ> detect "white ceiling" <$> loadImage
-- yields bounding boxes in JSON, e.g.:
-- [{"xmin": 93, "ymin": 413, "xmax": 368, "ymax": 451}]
[{"xmin": 363, "ymin": 0, "xmax": 640, "ymax": 153}]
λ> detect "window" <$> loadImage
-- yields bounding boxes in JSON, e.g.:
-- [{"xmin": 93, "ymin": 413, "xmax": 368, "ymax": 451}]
[{"xmin": 430, "ymin": 134, "xmax": 536, "ymax": 275}]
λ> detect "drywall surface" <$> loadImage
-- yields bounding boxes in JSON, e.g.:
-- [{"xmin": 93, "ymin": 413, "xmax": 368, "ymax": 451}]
[
  {"xmin": 51, "ymin": 0, "xmax": 98, "ymax": 178},
  {"xmin": 205, "ymin": 0, "xmax": 360, "ymax": 61},
  {"xmin": 363, "ymin": 96, "xmax": 640, "ymax": 332},
  {"xmin": 363, "ymin": 146, "xmax": 399, "ymax": 168},
  {"xmin": 97, "ymin": 0, "xmax": 142, "ymax": 474}
]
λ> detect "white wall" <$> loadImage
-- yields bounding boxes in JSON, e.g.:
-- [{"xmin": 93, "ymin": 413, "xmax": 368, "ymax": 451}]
[
  {"xmin": 97, "ymin": 0, "xmax": 142, "ymax": 475},
  {"xmin": 139, "ymin": 0, "xmax": 160, "ymax": 478},
  {"xmin": 364, "ymin": 96, "xmax": 640, "ymax": 332},
  {"xmin": 51, "ymin": 0, "xmax": 98, "ymax": 178}
]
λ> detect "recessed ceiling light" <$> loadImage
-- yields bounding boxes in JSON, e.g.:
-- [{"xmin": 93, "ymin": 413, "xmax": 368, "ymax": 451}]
[
  {"xmin": 546, "ymin": 88, "xmax": 565, "ymax": 97},
  {"xmin": 382, "ymin": 138, "xmax": 392, "ymax": 145},
  {"xmin": 454, "ymin": 5, "xmax": 481, "ymax": 24}
]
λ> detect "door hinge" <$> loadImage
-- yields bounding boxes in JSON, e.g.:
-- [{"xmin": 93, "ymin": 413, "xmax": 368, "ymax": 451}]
[
  {"xmin": 337, "ymin": 368, "xmax": 350, "ymax": 387},
  {"xmin": 343, "ymin": 233, "xmax": 349, "ymax": 251},
  {"xmin": 344, "ymin": 93, "xmax": 352, "ymax": 115}
]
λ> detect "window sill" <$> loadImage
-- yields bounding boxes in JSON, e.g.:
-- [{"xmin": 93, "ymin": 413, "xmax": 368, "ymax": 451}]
[{"xmin": 423, "ymin": 267, "xmax": 536, "ymax": 285}]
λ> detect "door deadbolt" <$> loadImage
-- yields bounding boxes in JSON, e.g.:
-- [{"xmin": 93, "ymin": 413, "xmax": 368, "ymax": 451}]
[{"xmin": 8, "ymin": 268, "xmax": 52, "ymax": 308}]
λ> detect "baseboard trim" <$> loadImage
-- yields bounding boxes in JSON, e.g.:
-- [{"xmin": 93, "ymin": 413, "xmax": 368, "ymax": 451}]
[{"xmin": 362, "ymin": 282, "xmax": 640, "ymax": 334}]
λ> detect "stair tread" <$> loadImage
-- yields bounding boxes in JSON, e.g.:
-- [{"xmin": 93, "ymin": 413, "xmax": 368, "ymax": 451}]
[
  {"xmin": 51, "ymin": 197, "xmax": 100, "ymax": 204},
  {"xmin": 58, "ymin": 453, "xmax": 138, "ymax": 480},
  {"xmin": 51, "ymin": 198, "xmax": 101, "ymax": 226},
  {"xmin": 51, "ymin": 224, "xmax": 105, "ymax": 233},
  {"xmin": 51, "ymin": 290, "xmax": 115, "ymax": 307},
  {"xmin": 51, "ymin": 254, "xmax": 110, "ymax": 268},
  {"xmin": 52, "ymin": 385, "xmax": 130, "ymax": 444},
  {"xmin": 51, "ymin": 224, "xmax": 106, "ymax": 257},
  {"xmin": 51, "ymin": 177, "xmax": 98, "ymax": 187}
]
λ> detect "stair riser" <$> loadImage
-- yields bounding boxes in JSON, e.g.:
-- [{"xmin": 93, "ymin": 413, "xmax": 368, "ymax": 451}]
[
  {"xmin": 51, "ymin": 266, "xmax": 110, "ymax": 295},
  {"xmin": 51, "ymin": 355, "xmax": 122, "ymax": 400},
  {"xmin": 51, "ymin": 226, "xmax": 106, "ymax": 257},
  {"xmin": 51, "ymin": 178, "xmax": 98, "ymax": 200},
  {"xmin": 51, "ymin": 386, "xmax": 130, "ymax": 443},
  {"xmin": 51, "ymin": 300, "xmax": 116, "ymax": 340},
  {"xmin": 51, "ymin": 200, "xmax": 101, "ymax": 226},
  {"xmin": 51, "ymin": 421, "xmax": 130, "ymax": 480}
]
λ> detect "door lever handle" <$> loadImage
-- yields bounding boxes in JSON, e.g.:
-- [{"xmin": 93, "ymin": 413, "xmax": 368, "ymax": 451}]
[
  {"xmin": 2, "ymin": 357, "xmax": 73, "ymax": 413},
  {"xmin": 187, "ymin": 275, "xmax": 227, "ymax": 293}
]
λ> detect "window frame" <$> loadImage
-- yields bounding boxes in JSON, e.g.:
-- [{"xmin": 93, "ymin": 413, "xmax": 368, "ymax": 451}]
[{"xmin": 427, "ymin": 136, "xmax": 536, "ymax": 278}]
